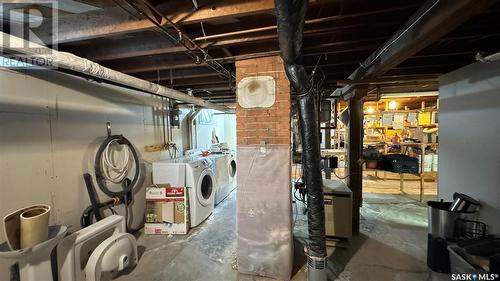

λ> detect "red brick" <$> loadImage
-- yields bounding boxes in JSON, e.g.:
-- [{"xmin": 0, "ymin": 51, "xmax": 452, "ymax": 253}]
[{"xmin": 235, "ymin": 55, "xmax": 291, "ymax": 145}]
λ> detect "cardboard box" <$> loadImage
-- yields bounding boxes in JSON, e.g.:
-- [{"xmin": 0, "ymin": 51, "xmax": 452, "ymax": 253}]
[
  {"xmin": 174, "ymin": 201, "xmax": 185, "ymax": 224},
  {"xmin": 145, "ymin": 186, "xmax": 188, "ymax": 235}
]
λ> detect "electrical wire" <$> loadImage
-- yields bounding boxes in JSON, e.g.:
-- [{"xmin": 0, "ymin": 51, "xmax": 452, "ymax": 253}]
[
  {"xmin": 332, "ymin": 168, "xmax": 349, "ymax": 180},
  {"xmin": 101, "ymin": 139, "xmax": 131, "ymax": 184},
  {"xmin": 332, "ymin": 168, "xmax": 362, "ymax": 180}
]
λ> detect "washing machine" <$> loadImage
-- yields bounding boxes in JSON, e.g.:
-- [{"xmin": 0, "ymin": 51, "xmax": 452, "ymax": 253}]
[
  {"xmin": 152, "ymin": 157, "xmax": 215, "ymax": 227},
  {"xmin": 186, "ymin": 158, "xmax": 216, "ymax": 227},
  {"xmin": 208, "ymin": 154, "xmax": 229, "ymax": 205}
]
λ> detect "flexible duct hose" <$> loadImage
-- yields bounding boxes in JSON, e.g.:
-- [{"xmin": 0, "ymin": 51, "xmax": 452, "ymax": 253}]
[{"xmin": 275, "ymin": 0, "xmax": 327, "ymax": 259}]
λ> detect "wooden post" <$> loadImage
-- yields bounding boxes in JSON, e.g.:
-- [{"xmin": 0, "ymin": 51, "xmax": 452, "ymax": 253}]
[
  {"xmin": 325, "ymin": 100, "xmax": 332, "ymax": 179},
  {"xmin": 383, "ymin": 142, "xmax": 388, "ymax": 181},
  {"xmin": 420, "ymin": 143, "xmax": 426, "ymax": 202},
  {"xmin": 400, "ymin": 173, "xmax": 404, "ymax": 193},
  {"xmin": 347, "ymin": 87, "xmax": 366, "ymax": 234}
]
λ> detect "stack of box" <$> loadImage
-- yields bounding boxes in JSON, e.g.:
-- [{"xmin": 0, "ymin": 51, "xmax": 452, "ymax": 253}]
[{"xmin": 145, "ymin": 184, "xmax": 188, "ymax": 235}]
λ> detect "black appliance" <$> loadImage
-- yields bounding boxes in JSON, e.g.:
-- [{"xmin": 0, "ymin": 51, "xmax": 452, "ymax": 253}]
[
  {"xmin": 491, "ymin": 254, "xmax": 500, "ymax": 274},
  {"xmin": 427, "ymin": 234, "xmax": 451, "ymax": 273},
  {"xmin": 378, "ymin": 154, "xmax": 419, "ymax": 174}
]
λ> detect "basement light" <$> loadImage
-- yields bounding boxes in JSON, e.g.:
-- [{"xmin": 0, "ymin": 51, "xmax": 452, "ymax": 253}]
[{"xmin": 388, "ymin": 100, "xmax": 398, "ymax": 110}]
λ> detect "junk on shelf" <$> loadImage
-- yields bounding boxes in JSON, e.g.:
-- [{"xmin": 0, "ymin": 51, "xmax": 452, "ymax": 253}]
[
  {"xmin": 363, "ymin": 146, "xmax": 381, "ymax": 169},
  {"xmin": 378, "ymin": 154, "xmax": 420, "ymax": 174},
  {"xmin": 426, "ymin": 193, "xmax": 496, "ymax": 275}
]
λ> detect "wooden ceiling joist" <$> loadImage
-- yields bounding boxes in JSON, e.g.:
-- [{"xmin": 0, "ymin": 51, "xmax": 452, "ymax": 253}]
[
  {"xmin": 39, "ymin": 0, "xmax": 334, "ymax": 44},
  {"xmin": 335, "ymin": 0, "xmax": 497, "ymax": 99}
]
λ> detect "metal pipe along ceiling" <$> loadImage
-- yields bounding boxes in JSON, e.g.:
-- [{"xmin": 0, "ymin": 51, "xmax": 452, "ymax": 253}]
[
  {"xmin": 0, "ymin": 32, "xmax": 232, "ymax": 113},
  {"xmin": 274, "ymin": 1, "xmax": 327, "ymax": 280}
]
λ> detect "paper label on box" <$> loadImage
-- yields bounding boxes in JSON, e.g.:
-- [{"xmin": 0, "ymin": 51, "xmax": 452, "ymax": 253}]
[
  {"xmin": 146, "ymin": 186, "xmax": 185, "ymax": 199},
  {"xmin": 166, "ymin": 187, "xmax": 184, "ymax": 197},
  {"xmin": 146, "ymin": 186, "xmax": 166, "ymax": 199},
  {"xmin": 144, "ymin": 223, "xmax": 187, "ymax": 235}
]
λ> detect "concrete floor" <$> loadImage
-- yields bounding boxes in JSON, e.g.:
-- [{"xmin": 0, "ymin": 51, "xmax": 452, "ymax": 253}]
[
  {"xmin": 116, "ymin": 189, "xmax": 448, "ymax": 281},
  {"xmin": 363, "ymin": 171, "xmax": 438, "ymax": 202}
]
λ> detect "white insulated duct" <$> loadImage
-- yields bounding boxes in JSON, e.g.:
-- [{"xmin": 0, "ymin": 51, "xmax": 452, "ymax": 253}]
[{"xmin": 0, "ymin": 32, "xmax": 232, "ymax": 113}]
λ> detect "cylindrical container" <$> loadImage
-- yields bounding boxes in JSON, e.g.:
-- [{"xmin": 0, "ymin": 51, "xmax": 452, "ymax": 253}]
[
  {"xmin": 20, "ymin": 204, "xmax": 51, "ymax": 248},
  {"xmin": 432, "ymin": 154, "xmax": 438, "ymax": 172},
  {"xmin": 365, "ymin": 160, "xmax": 377, "ymax": 169},
  {"xmin": 424, "ymin": 154, "xmax": 433, "ymax": 172},
  {"xmin": 427, "ymin": 201, "xmax": 473, "ymax": 239},
  {"xmin": 449, "ymin": 193, "xmax": 480, "ymax": 213}
]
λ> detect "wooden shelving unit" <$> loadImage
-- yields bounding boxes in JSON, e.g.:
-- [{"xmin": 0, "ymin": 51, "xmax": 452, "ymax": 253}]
[{"xmin": 362, "ymin": 100, "xmax": 439, "ymax": 202}]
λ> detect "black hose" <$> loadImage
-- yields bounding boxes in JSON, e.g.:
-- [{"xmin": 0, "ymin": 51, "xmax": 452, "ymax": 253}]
[
  {"xmin": 94, "ymin": 134, "xmax": 140, "ymax": 198},
  {"xmin": 275, "ymin": 0, "xmax": 326, "ymax": 258},
  {"xmin": 80, "ymin": 199, "xmax": 117, "ymax": 228},
  {"xmin": 81, "ymin": 134, "xmax": 142, "ymax": 233}
]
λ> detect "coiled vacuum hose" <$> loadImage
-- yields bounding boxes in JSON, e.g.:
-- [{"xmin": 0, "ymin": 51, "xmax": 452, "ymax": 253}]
[{"xmin": 81, "ymin": 135, "xmax": 142, "ymax": 233}]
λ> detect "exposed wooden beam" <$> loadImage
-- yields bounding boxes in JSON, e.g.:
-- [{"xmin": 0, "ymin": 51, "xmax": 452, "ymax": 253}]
[
  {"xmin": 117, "ymin": 62, "xmax": 210, "ymax": 74},
  {"xmin": 171, "ymin": 85, "xmax": 233, "ymax": 92},
  {"xmin": 336, "ymin": 74, "xmax": 439, "ymax": 86},
  {"xmin": 134, "ymin": 68, "xmax": 225, "ymax": 81},
  {"xmin": 167, "ymin": 80, "xmax": 229, "ymax": 88},
  {"xmin": 40, "ymin": 0, "xmax": 334, "ymax": 44},
  {"xmin": 193, "ymin": 5, "xmax": 418, "ymax": 41},
  {"xmin": 70, "ymin": 36, "xmax": 184, "ymax": 61},
  {"xmin": 208, "ymin": 45, "xmax": 375, "ymax": 63},
  {"xmin": 194, "ymin": 94, "xmax": 235, "ymax": 99},
  {"xmin": 109, "ymin": 48, "xmax": 368, "ymax": 75},
  {"xmin": 69, "ymin": 24, "xmax": 374, "ymax": 62}
]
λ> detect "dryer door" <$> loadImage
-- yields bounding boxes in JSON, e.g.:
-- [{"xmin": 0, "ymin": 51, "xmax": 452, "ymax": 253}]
[
  {"xmin": 228, "ymin": 157, "xmax": 237, "ymax": 180},
  {"xmin": 197, "ymin": 169, "xmax": 214, "ymax": 207}
]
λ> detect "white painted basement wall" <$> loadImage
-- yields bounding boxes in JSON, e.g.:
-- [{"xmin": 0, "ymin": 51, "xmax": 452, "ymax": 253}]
[
  {"xmin": 439, "ymin": 60, "xmax": 500, "ymax": 234},
  {"xmin": 0, "ymin": 67, "xmax": 186, "ymax": 278},
  {"xmin": 195, "ymin": 110, "xmax": 236, "ymax": 151}
]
